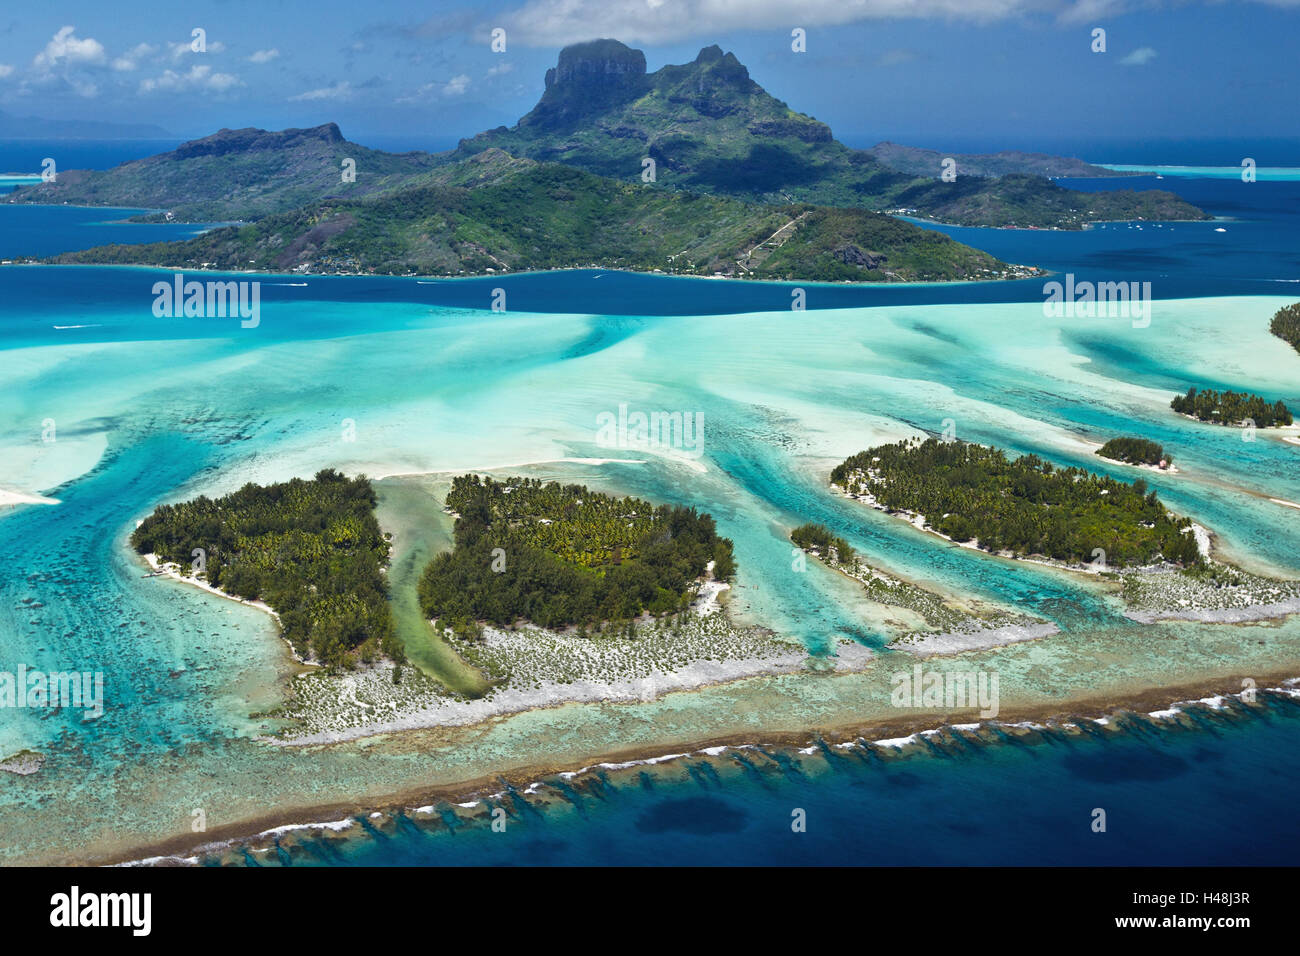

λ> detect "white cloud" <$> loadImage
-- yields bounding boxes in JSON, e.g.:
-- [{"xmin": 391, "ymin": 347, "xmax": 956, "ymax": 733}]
[
  {"xmin": 112, "ymin": 43, "xmax": 158, "ymax": 72},
  {"xmin": 486, "ymin": 61, "xmax": 514, "ymax": 77},
  {"xmin": 1119, "ymin": 46, "xmax": 1158, "ymax": 65},
  {"xmin": 290, "ymin": 80, "xmax": 354, "ymax": 101},
  {"xmin": 248, "ymin": 48, "xmax": 280, "ymax": 63},
  {"xmin": 1057, "ymin": 0, "xmax": 1129, "ymax": 24},
  {"xmin": 0, "ymin": 64, "xmax": 14, "ymax": 79},
  {"xmin": 169, "ymin": 38, "xmax": 226, "ymax": 61},
  {"xmin": 501, "ymin": 0, "xmax": 1050, "ymax": 46},
  {"xmin": 501, "ymin": 0, "xmax": 1300, "ymax": 45},
  {"xmin": 33, "ymin": 26, "xmax": 106, "ymax": 69},
  {"xmin": 140, "ymin": 64, "xmax": 242, "ymax": 93},
  {"xmin": 396, "ymin": 74, "xmax": 476, "ymax": 104}
]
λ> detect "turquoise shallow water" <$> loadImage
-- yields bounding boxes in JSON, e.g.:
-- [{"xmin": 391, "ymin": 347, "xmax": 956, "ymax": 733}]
[{"xmin": 1, "ymin": 173, "xmax": 1298, "ymax": 864}]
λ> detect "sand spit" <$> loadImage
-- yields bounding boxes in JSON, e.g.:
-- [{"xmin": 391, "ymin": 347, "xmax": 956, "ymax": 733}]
[
  {"xmin": 0, "ymin": 487, "xmax": 59, "ymax": 507},
  {"xmin": 897, "ymin": 622, "xmax": 1061, "ymax": 656}
]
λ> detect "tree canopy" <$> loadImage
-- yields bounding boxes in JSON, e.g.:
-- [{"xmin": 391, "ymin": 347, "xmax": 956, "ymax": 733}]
[
  {"xmin": 417, "ymin": 475, "xmax": 734, "ymax": 629},
  {"xmin": 831, "ymin": 438, "xmax": 1201, "ymax": 567},
  {"xmin": 130, "ymin": 469, "xmax": 398, "ymax": 669}
]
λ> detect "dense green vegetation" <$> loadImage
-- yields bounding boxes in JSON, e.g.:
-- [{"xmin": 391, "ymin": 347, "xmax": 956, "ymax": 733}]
[
  {"xmin": 1170, "ymin": 386, "xmax": 1292, "ymax": 427},
  {"xmin": 1270, "ymin": 302, "xmax": 1300, "ymax": 355},
  {"xmin": 865, "ymin": 142, "xmax": 1140, "ymax": 180},
  {"xmin": 457, "ymin": 41, "xmax": 1208, "ymax": 229},
  {"xmin": 790, "ymin": 523, "xmax": 855, "ymax": 563},
  {"xmin": 130, "ymin": 470, "xmax": 399, "ymax": 669},
  {"xmin": 831, "ymin": 438, "xmax": 1201, "ymax": 567},
  {"xmin": 417, "ymin": 475, "xmax": 735, "ymax": 630},
  {"xmin": 1097, "ymin": 437, "xmax": 1168, "ymax": 467},
  {"xmin": 887, "ymin": 174, "xmax": 1204, "ymax": 230},
  {"xmin": 12, "ymin": 41, "xmax": 1207, "ymax": 233},
  {"xmin": 8, "ymin": 123, "xmax": 442, "ymax": 222},
  {"xmin": 52, "ymin": 162, "xmax": 1015, "ymax": 282}
]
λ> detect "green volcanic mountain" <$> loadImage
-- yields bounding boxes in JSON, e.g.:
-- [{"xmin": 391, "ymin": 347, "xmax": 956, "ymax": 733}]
[
  {"xmin": 456, "ymin": 40, "xmax": 1206, "ymax": 229},
  {"xmin": 7, "ymin": 123, "xmax": 440, "ymax": 221},
  {"xmin": 8, "ymin": 38, "xmax": 1205, "ymax": 231},
  {"xmin": 865, "ymin": 142, "xmax": 1139, "ymax": 180},
  {"xmin": 48, "ymin": 156, "xmax": 1028, "ymax": 283}
]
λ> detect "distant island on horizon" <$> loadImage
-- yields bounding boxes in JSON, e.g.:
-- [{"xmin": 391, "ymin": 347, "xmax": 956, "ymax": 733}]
[{"xmin": 6, "ymin": 38, "xmax": 1207, "ymax": 284}]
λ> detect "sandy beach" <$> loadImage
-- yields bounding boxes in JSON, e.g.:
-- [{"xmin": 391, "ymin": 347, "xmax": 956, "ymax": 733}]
[
  {"xmin": 142, "ymin": 552, "xmax": 282, "ymax": 625},
  {"xmin": 0, "ymin": 487, "xmax": 59, "ymax": 507}
]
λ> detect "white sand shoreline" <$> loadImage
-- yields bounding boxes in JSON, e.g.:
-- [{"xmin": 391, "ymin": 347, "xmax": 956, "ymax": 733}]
[
  {"xmin": 0, "ymin": 487, "xmax": 60, "ymax": 507},
  {"xmin": 265, "ymin": 611, "xmax": 1075, "ymax": 749},
  {"xmin": 897, "ymin": 621, "xmax": 1060, "ymax": 656},
  {"xmin": 142, "ymin": 553, "xmax": 281, "ymax": 623},
  {"xmin": 837, "ymin": 481, "xmax": 1213, "ymax": 572},
  {"xmin": 1094, "ymin": 452, "xmax": 1179, "ymax": 474},
  {"xmin": 1126, "ymin": 597, "xmax": 1300, "ymax": 624},
  {"xmin": 139, "ymin": 553, "xmax": 319, "ymax": 667}
]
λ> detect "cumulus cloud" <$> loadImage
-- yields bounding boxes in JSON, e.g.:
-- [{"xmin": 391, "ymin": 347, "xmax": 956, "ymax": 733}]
[
  {"xmin": 248, "ymin": 48, "xmax": 280, "ymax": 63},
  {"xmin": 140, "ymin": 64, "xmax": 242, "ymax": 93},
  {"xmin": 395, "ymin": 73, "xmax": 476, "ymax": 104},
  {"xmin": 112, "ymin": 43, "xmax": 158, "ymax": 72},
  {"xmin": 1119, "ymin": 46, "xmax": 1158, "ymax": 65},
  {"xmin": 500, "ymin": 0, "xmax": 1049, "ymax": 46},
  {"xmin": 0, "ymin": 64, "xmax": 14, "ymax": 79},
  {"xmin": 499, "ymin": 0, "xmax": 1300, "ymax": 45},
  {"xmin": 290, "ymin": 80, "xmax": 354, "ymax": 101},
  {"xmin": 1056, "ymin": 0, "xmax": 1129, "ymax": 24},
  {"xmin": 33, "ymin": 26, "xmax": 106, "ymax": 69},
  {"xmin": 169, "ymin": 38, "xmax": 226, "ymax": 60}
]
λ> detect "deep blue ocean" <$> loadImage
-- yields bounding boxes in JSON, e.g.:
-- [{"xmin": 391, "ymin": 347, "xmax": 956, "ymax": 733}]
[
  {"xmin": 274, "ymin": 701, "xmax": 1300, "ymax": 867},
  {"xmin": 2, "ymin": 140, "xmax": 1298, "ymax": 866}
]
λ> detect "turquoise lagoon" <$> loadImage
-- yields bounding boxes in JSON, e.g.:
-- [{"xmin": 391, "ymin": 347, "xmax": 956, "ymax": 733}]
[{"xmin": 1, "ymin": 177, "xmax": 1299, "ymax": 865}]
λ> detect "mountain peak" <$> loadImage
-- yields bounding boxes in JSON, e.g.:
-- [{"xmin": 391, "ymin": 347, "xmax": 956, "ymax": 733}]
[
  {"xmin": 528, "ymin": 40, "xmax": 650, "ymax": 131},
  {"xmin": 171, "ymin": 123, "xmax": 347, "ymax": 160},
  {"xmin": 695, "ymin": 44, "xmax": 725, "ymax": 64},
  {"xmin": 545, "ymin": 39, "xmax": 646, "ymax": 89}
]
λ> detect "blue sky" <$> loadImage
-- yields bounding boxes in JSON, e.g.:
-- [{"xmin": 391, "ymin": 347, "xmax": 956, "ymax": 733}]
[{"xmin": 1, "ymin": 0, "xmax": 1296, "ymax": 154}]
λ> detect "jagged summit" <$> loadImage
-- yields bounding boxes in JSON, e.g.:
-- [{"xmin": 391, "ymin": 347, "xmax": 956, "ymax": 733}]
[
  {"xmin": 454, "ymin": 38, "xmax": 845, "ymax": 196},
  {"xmin": 10, "ymin": 38, "xmax": 1209, "ymax": 230},
  {"xmin": 171, "ymin": 123, "xmax": 347, "ymax": 160}
]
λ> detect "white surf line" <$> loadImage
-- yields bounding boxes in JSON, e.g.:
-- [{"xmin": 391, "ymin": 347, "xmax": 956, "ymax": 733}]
[{"xmin": 1269, "ymin": 498, "xmax": 1300, "ymax": 510}]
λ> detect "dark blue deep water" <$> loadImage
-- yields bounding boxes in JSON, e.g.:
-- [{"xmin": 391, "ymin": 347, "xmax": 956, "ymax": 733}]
[
  {"xmin": 2, "ymin": 142, "xmax": 1298, "ymax": 866},
  {"xmin": 272, "ymin": 698, "xmax": 1300, "ymax": 866}
]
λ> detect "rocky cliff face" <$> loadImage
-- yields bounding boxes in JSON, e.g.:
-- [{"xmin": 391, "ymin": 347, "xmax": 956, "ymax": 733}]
[
  {"xmin": 527, "ymin": 39, "xmax": 650, "ymax": 130},
  {"xmin": 544, "ymin": 38, "xmax": 646, "ymax": 88}
]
